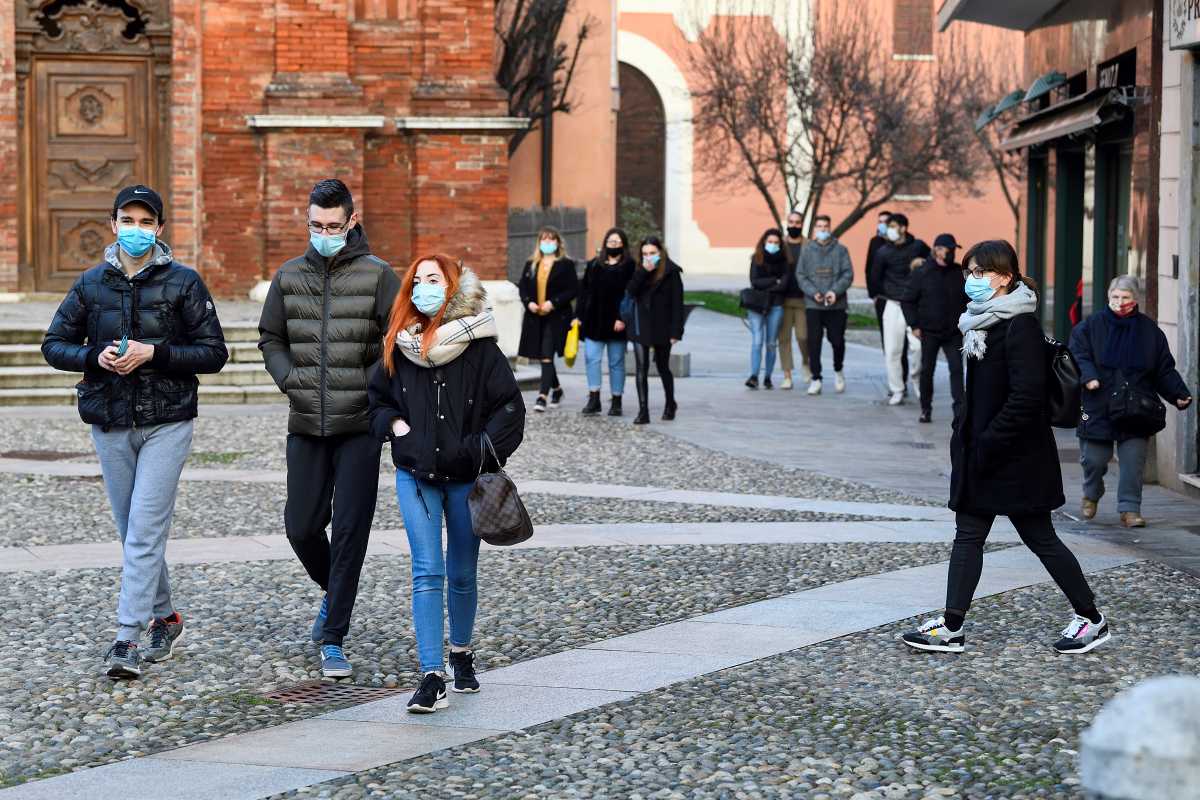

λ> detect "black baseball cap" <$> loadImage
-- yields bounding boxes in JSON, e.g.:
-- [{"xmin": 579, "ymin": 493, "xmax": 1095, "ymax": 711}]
[
  {"xmin": 112, "ymin": 185, "xmax": 164, "ymax": 222},
  {"xmin": 933, "ymin": 233, "xmax": 959, "ymax": 249}
]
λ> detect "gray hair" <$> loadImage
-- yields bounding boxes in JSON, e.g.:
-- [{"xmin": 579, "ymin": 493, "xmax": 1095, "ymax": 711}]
[{"xmin": 1107, "ymin": 274, "xmax": 1142, "ymax": 300}]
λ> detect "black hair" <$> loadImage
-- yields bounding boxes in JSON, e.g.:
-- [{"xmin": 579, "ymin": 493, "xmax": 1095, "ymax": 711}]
[
  {"xmin": 878, "ymin": 210, "xmax": 892, "ymax": 220},
  {"xmin": 600, "ymin": 227, "xmax": 631, "ymax": 258},
  {"xmin": 814, "ymin": 214, "xmax": 832, "ymax": 225},
  {"xmin": 961, "ymin": 239, "xmax": 1037, "ymax": 294},
  {"xmin": 639, "ymin": 235, "xmax": 670, "ymax": 283},
  {"xmin": 309, "ymin": 179, "xmax": 354, "ymax": 217},
  {"xmin": 889, "ymin": 212, "xmax": 909, "ymax": 229}
]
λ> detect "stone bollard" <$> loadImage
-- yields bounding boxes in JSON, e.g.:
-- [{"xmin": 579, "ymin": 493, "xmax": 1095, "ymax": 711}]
[{"xmin": 1079, "ymin": 675, "xmax": 1200, "ymax": 799}]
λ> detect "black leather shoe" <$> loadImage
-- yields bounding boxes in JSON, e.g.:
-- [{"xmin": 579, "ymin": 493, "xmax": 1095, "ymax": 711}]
[
  {"xmin": 634, "ymin": 407, "xmax": 650, "ymax": 425},
  {"xmin": 607, "ymin": 396, "xmax": 623, "ymax": 416},
  {"xmin": 919, "ymin": 410, "xmax": 932, "ymax": 424},
  {"xmin": 581, "ymin": 391, "xmax": 601, "ymax": 416},
  {"xmin": 662, "ymin": 401, "xmax": 677, "ymax": 421}
]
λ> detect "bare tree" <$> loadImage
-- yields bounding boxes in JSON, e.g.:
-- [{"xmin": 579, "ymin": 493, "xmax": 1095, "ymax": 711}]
[
  {"xmin": 962, "ymin": 43, "xmax": 1026, "ymax": 240},
  {"xmin": 495, "ymin": 0, "xmax": 595, "ymax": 157},
  {"xmin": 686, "ymin": 0, "xmax": 991, "ymax": 237}
]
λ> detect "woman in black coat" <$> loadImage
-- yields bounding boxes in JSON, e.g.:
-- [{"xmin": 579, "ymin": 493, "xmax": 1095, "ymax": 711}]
[
  {"xmin": 901, "ymin": 240, "xmax": 1110, "ymax": 657},
  {"xmin": 573, "ymin": 227, "xmax": 636, "ymax": 417},
  {"xmin": 517, "ymin": 226, "xmax": 578, "ymax": 413},
  {"xmin": 744, "ymin": 228, "xmax": 793, "ymax": 389},
  {"xmin": 627, "ymin": 235, "xmax": 684, "ymax": 425},
  {"xmin": 1069, "ymin": 275, "xmax": 1192, "ymax": 528}
]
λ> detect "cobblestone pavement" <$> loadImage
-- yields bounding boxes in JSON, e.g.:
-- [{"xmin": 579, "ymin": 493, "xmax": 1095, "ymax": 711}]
[
  {"xmin": 269, "ymin": 560, "xmax": 1196, "ymax": 800},
  {"xmin": 0, "ymin": 542, "xmax": 975, "ymax": 788}
]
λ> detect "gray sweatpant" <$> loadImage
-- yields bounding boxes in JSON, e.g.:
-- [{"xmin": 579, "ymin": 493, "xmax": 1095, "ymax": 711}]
[
  {"xmin": 1080, "ymin": 436, "xmax": 1149, "ymax": 514},
  {"xmin": 91, "ymin": 420, "xmax": 194, "ymax": 642}
]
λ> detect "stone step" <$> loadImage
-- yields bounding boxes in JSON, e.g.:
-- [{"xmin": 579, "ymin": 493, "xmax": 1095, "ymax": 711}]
[
  {"xmin": 0, "ymin": 363, "xmax": 276, "ymax": 390},
  {"xmin": 0, "ymin": 323, "xmax": 260, "ymax": 346},
  {"xmin": 0, "ymin": 384, "xmax": 290, "ymax": 407}
]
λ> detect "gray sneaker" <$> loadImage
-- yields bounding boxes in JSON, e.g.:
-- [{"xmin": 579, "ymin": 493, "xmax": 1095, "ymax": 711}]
[
  {"xmin": 143, "ymin": 613, "xmax": 185, "ymax": 663},
  {"xmin": 105, "ymin": 640, "xmax": 142, "ymax": 680},
  {"xmin": 901, "ymin": 615, "xmax": 965, "ymax": 653},
  {"xmin": 1053, "ymin": 613, "xmax": 1110, "ymax": 655}
]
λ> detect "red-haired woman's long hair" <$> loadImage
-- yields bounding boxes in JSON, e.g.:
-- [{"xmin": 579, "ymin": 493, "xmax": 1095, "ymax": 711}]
[{"xmin": 382, "ymin": 253, "xmax": 462, "ymax": 374}]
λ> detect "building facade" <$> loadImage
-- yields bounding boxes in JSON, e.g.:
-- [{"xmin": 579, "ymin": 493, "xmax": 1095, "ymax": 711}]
[
  {"xmin": 0, "ymin": 0, "xmax": 524, "ymax": 298},
  {"xmin": 940, "ymin": 0, "xmax": 1199, "ymax": 493},
  {"xmin": 509, "ymin": 0, "xmax": 1022, "ymax": 282}
]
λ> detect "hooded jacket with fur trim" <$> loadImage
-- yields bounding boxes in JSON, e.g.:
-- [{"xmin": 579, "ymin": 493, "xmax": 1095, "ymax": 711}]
[{"xmin": 368, "ymin": 270, "xmax": 526, "ymax": 482}]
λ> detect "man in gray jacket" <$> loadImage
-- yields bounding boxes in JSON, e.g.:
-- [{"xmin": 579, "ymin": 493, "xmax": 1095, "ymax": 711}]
[{"xmin": 797, "ymin": 214, "xmax": 854, "ymax": 395}]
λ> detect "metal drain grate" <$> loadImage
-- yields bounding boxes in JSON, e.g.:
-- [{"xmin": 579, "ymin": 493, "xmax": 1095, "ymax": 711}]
[
  {"xmin": 260, "ymin": 680, "xmax": 405, "ymax": 705},
  {"xmin": 1, "ymin": 450, "xmax": 90, "ymax": 461}
]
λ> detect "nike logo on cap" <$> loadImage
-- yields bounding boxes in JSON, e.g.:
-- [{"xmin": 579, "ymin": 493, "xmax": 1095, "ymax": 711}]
[{"xmin": 134, "ymin": 189, "xmax": 148, "ymax": 194}]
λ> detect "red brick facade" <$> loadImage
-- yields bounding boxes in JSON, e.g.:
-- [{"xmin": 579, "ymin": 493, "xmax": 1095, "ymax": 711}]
[
  {"xmin": 0, "ymin": 0, "xmax": 520, "ymax": 296},
  {"xmin": 892, "ymin": 0, "xmax": 933, "ymax": 56}
]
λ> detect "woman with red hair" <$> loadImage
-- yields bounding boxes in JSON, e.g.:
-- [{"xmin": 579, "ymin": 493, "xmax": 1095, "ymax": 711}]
[{"xmin": 368, "ymin": 254, "xmax": 525, "ymax": 713}]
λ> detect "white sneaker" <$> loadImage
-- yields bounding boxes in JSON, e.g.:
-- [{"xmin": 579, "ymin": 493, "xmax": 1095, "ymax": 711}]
[
  {"xmin": 807, "ymin": 379, "xmax": 822, "ymax": 395},
  {"xmin": 781, "ymin": 376, "xmax": 793, "ymax": 390},
  {"xmin": 801, "ymin": 366, "xmax": 812, "ymax": 384},
  {"xmin": 834, "ymin": 372, "xmax": 845, "ymax": 393},
  {"xmin": 888, "ymin": 391, "xmax": 904, "ymax": 406}
]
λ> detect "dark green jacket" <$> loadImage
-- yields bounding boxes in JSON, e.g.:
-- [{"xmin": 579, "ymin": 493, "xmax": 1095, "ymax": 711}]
[{"xmin": 258, "ymin": 226, "xmax": 401, "ymax": 436}]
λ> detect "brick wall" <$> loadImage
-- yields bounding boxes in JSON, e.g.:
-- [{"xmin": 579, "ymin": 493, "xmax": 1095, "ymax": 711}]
[
  {"xmin": 0, "ymin": 3, "xmax": 16, "ymax": 292},
  {"xmin": 363, "ymin": 135, "xmax": 413, "ymax": 269},
  {"xmin": 169, "ymin": 0, "xmax": 203, "ymax": 267},
  {"xmin": 893, "ymin": 0, "xmax": 933, "ymax": 56},
  {"xmin": 275, "ymin": 0, "xmax": 351, "ymax": 76}
]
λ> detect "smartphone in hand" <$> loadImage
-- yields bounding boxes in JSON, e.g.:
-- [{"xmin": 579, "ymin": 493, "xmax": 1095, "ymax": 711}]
[{"xmin": 116, "ymin": 335, "xmax": 129, "ymax": 357}]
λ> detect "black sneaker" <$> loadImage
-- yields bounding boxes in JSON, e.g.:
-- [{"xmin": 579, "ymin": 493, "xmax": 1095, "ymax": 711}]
[
  {"xmin": 534, "ymin": 396, "xmax": 547, "ymax": 413},
  {"xmin": 143, "ymin": 612, "xmax": 185, "ymax": 663},
  {"xmin": 1053, "ymin": 614, "xmax": 1111, "ymax": 655},
  {"xmin": 763, "ymin": 377, "xmax": 774, "ymax": 390},
  {"xmin": 406, "ymin": 672, "xmax": 449, "ymax": 713},
  {"xmin": 901, "ymin": 616, "xmax": 965, "ymax": 653},
  {"xmin": 745, "ymin": 375, "xmax": 759, "ymax": 389},
  {"xmin": 549, "ymin": 387, "xmax": 564, "ymax": 407},
  {"xmin": 105, "ymin": 640, "xmax": 142, "ymax": 679},
  {"xmin": 919, "ymin": 410, "xmax": 932, "ymax": 424},
  {"xmin": 447, "ymin": 650, "xmax": 480, "ymax": 694}
]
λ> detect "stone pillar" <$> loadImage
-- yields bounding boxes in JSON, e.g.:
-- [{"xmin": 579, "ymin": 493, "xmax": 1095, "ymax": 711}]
[
  {"xmin": 1079, "ymin": 675, "xmax": 1200, "ymax": 799},
  {"xmin": 0, "ymin": 1, "xmax": 18, "ymax": 295}
]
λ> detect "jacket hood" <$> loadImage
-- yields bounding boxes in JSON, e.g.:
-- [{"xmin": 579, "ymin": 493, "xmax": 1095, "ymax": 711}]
[
  {"xmin": 104, "ymin": 241, "xmax": 175, "ymax": 277},
  {"xmin": 443, "ymin": 267, "xmax": 487, "ymax": 322},
  {"xmin": 305, "ymin": 224, "xmax": 372, "ymax": 270}
]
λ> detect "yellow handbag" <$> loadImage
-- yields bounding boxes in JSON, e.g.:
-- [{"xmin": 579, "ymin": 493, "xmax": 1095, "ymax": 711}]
[{"xmin": 563, "ymin": 320, "xmax": 580, "ymax": 367}]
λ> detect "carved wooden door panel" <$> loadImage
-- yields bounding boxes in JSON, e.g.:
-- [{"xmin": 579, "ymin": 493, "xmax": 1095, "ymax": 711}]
[{"xmin": 32, "ymin": 58, "xmax": 157, "ymax": 292}]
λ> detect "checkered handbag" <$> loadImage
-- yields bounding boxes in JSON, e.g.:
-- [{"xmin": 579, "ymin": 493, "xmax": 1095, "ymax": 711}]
[{"xmin": 467, "ymin": 433, "xmax": 533, "ymax": 546}]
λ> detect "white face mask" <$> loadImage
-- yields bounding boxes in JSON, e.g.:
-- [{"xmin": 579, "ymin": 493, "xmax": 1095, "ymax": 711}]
[{"xmin": 886, "ymin": 227, "xmax": 901, "ymax": 242}]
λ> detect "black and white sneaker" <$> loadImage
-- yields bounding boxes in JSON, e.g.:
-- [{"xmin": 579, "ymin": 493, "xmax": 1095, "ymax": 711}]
[
  {"xmin": 901, "ymin": 616, "xmax": 965, "ymax": 653},
  {"xmin": 549, "ymin": 387, "xmax": 564, "ymax": 407},
  {"xmin": 406, "ymin": 672, "xmax": 449, "ymax": 713},
  {"xmin": 534, "ymin": 396, "xmax": 547, "ymax": 413},
  {"xmin": 1053, "ymin": 614, "xmax": 1110, "ymax": 655},
  {"xmin": 447, "ymin": 650, "xmax": 480, "ymax": 694}
]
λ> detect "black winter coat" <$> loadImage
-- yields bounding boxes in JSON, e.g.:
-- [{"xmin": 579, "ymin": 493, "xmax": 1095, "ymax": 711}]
[
  {"xmin": 949, "ymin": 313, "xmax": 1065, "ymax": 515},
  {"xmin": 1069, "ymin": 309, "xmax": 1192, "ymax": 442},
  {"xmin": 575, "ymin": 256, "xmax": 635, "ymax": 341},
  {"xmin": 901, "ymin": 258, "xmax": 966, "ymax": 335},
  {"xmin": 627, "ymin": 261, "xmax": 685, "ymax": 347},
  {"xmin": 865, "ymin": 235, "xmax": 888, "ymax": 298},
  {"xmin": 872, "ymin": 234, "xmax": 930, "ymax": 302},
  {"xmin": 258, "ymin": 226, "xmax": 401, "ymax": 438},
  {"xmin": 748, "ymin": 253, "xmax": 792, "ymax": 307},
  {"xmin": 368, "ymin": 340, "xmax": 525, "ymax": 483},
  {"xmin": 517, "ymin": 258, "xmax": 578, "ymax": 358},
  {"xmin": 42, "ymin": 243, "xmax": 228, "ymax": 428},
  {"xmin": 784, "ymin": 240, "xmax": 806, "ymax": 298}
]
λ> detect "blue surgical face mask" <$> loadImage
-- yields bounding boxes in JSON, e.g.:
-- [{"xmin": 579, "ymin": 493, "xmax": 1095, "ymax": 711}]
[
  {"xmin": 539, "ymin": 241, "xmax": 558, "ymax": 256},
  {"xmin": 877, "ymin": 222, "xmax": 888, "ymax": 237},
  {"xmin": 117, "ymin": 225, "xmax": 156, "ymax": 258},
  {"xmin": 645, "ymin": 254, "xmax": 661, "ymax": 266},
  {"xmin": 412, "ymin": 283, "xmax": 446, "ymax": 316},
  {"xmin": 815, "ymin": 230, "xmax": 831, "ymax": 243},
  {"xmin": 310, "ymin": 231, "xmax": 347, "ymax": 258},
  {"xmin": 964, "ymin": 275, "xmax": 996, "ymax": 303},
  {"xmin": 885, "ymin": 227, "xmax": 901, "ymax": 243},
  {"xmin": 764, "ymin": 242, "xmax": 781, "ymax": 255}
]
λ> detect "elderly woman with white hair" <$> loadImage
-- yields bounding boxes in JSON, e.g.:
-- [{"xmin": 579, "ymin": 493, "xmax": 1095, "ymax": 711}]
[{"xmin": 1068, "ymin": 275, "xmax": 1193, "ymax": 528}]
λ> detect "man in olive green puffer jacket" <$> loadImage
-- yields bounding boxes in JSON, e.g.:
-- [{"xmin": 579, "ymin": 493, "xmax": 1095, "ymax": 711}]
[{"xmin": 258, "ymin": 179, "xmax": 400, "ymax": 678}]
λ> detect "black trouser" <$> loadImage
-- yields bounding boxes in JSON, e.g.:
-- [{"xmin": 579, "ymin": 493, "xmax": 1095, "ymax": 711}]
[
  {"xmin": 537, "ymin": 323, "xmax": 559, "ymax": 395},
  {"xmin": 634, "ymin": 343, "xmax": 674, "ymax": 410},
  {"xmin": 804, "ymin": 308, "xmax": 847, "ymax": 381},
  {"xmin": 945, "ymin": 511, "xmax": 1096, "ymax": 618},
  {"xmin": 285, "ymin": 432, "xmax": 381, "ymax": 645},
  {"xmin": 874, "ymin": 296, "xmax": 908, "ymax": 382},
  {"xmin": 918, "ymin": 330, "xmax": 964, "ymax": 415}
]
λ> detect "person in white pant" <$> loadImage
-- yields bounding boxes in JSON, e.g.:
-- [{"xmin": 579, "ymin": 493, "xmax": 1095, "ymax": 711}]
[{"xmin": 870, "ymin": 212, "xmax": 929, "ymax": 405}]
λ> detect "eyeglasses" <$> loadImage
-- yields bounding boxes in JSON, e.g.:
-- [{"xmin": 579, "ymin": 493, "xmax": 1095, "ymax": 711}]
[
  {"xmin": 308, "ymin": 220, "xmax": 349, "ymax": 235},
  {"xmin": 967, "ymin": 267, "xmax": 997, "ymax": 279}
]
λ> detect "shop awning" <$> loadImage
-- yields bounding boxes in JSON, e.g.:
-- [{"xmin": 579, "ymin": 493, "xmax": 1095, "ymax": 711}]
[
  {"xmin": 938, "ymin": 0, "xmax": 1126, "ymax": 32},
  {"xmin": 999, "ymin": 88, "xmax": 1136, "ymax": 151},
  {"xmin": 1023, "ymin": 71, "xmax": 1067, "ymax": 103},
  {"xmin": 976, "ymin": 89, "xmax": 1029, "ymax": 132}
]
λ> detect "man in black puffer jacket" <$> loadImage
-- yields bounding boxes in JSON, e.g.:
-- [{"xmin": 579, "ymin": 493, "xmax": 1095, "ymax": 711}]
[
  {"xmin": 257, "ymin": 179, "xmax": 400, "ymax": 679},
  {"xmin": 43, "ymin": 185, "xmax": 228, "ymax": 680},
  {"xmin": 903, "ymin": 233, "xmax": 967, "ymax": 423}
]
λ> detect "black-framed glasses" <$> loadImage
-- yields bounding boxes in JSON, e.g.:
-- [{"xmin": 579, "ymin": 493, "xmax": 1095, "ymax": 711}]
[
  {"xmin": 308, "ymin": 220, "xmax": 349, "ymax": 235},
  {"xmin": 967, "ymin": 267, "xmax": 997, "ymax": 279}
]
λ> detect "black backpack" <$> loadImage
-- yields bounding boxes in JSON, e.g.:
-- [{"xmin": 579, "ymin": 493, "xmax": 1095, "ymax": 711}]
[{"xmin": 1044, "ymin": 336, "xmax": 1081, "ymax": 428}]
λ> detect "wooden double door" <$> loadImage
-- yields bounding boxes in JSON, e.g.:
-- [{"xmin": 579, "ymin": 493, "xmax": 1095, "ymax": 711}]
[{"xmin": 28, "ymin": 57, "xmax": 160, "ymax": 292}]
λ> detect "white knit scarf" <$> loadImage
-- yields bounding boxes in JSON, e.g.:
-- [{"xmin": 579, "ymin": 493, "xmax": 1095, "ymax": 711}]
[
  {"xmin": 397, "ymin": 311, "xmax": 498, "ymax": 368},
  {"xmin": 958, "ymin": 282, "xmax": 1038, "ymax": 360}
]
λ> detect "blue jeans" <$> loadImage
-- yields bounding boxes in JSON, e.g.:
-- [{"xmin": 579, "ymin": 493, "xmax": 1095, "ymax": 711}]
[
  {"xmin": 395, "ymin": 470, "xmax": 481, "ymax": 673},
  {"xmin": 584, "ymin": 338, "xmax": 626, "ymax": 395},
  {"xmin": 747, "ymin": 305, "xmax": 784, "ymax": 379},
  {"xmin": 1080, "ymin": 437, "xmax": 1149, "ymax": 513}
]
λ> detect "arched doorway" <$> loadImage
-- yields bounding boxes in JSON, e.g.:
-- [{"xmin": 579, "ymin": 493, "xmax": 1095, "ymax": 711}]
[
  {"xmin": 616, "ymin": 62, "xmax": 666, "ymax": 236},
  {"xmin": 15, "ymin": 0, "xmax": 171, "ymax": 292}
]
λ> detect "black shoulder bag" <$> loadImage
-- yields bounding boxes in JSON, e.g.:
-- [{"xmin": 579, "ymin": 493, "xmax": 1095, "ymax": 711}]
[{"xmin": 1044, "ymin": 335, "xmax": 1082, "ymax": 428}]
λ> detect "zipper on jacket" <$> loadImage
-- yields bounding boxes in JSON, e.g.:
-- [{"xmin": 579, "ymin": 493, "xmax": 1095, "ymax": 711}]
[{"xmin": 319, "ymin": 266, "xmax": 331, "ymax": 436}]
